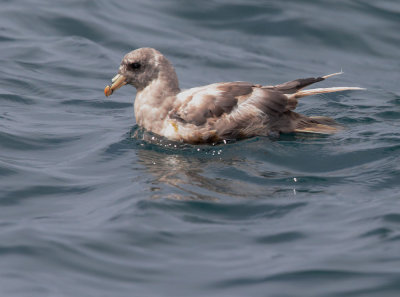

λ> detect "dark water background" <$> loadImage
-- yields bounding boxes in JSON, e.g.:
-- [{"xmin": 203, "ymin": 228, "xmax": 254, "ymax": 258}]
[{"xmin": 1, "ymin": 0, "xmax": 400, "ymax": 296}]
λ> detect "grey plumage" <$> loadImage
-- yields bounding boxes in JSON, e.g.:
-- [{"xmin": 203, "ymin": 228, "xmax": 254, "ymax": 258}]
[{"xmin": 104, "ymin": 48, "xmax": 364, "ymax": 144}]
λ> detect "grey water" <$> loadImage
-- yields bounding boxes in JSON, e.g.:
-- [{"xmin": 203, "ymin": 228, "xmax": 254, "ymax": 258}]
[{"xmin": 1, "ymin": 0, "xmax": 400, "ymax": 296}]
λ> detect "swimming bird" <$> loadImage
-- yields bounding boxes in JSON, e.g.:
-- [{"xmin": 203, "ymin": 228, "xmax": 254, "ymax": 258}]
[{"xmin": 104, "ymin": 48, "xmax": 363, "ymax": 144}]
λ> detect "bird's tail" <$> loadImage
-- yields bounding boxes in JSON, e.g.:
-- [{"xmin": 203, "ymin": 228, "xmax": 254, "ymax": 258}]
[
  {"xmin": 286, "ymin": 71, "xmax": 365, "ymax": 100},
  {"xmin": 282, "ymin": 72, "xmax": 365, "ymax": 134},
  {"xmin": 293, "ymin": 116, "xmax": 341, "ymax": 134},
  {"xmin": 289, "ymin": 86, "xmax": 365, "ymax": 100}
]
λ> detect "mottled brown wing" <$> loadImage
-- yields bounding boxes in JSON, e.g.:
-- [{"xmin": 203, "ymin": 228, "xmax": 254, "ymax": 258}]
[
  {"xmin": 170, "ymin": 82, "xmax": 254, "ymax": 126},
  {"xmin": 214, "ymin": 87, "xmax": 297, "ymax": 138}
]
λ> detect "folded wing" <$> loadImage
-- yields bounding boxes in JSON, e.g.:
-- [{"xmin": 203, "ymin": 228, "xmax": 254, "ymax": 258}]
[{"xmin": 168, "ymin": 73, "xmax": 359, "ymax": 141}]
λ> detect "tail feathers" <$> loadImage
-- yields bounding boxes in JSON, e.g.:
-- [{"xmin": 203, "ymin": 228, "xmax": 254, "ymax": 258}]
[
  {"xmin": 277, "ymin": 72, "xmax": 364, "ymax": 134},
  {"xmin": 294, "ymin": 116, "xmax": 341, "ymax": 134},
  {"xmin": 289, "ymin": 86, "xmax": 365, "ymax": 100},
  {"xmin": 294, "ymin": 124, "xmax": 339, "ymax": 134}
]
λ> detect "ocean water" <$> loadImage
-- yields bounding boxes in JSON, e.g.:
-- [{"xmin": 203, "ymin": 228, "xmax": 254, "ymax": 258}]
[{"xmin": 1, "ymin": 0, "xmax": 400, "ymax": 296}]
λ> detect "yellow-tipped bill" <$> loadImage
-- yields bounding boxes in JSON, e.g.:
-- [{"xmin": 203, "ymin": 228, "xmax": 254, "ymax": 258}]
[{"xmin": 104, "ymin": 74, "xmax": 127, "ymax": 97}]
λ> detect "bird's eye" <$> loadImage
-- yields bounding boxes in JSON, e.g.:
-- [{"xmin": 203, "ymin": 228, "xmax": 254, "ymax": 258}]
[{"xmin": 129, "ymin": 62, "xmax": 141, "ymax": 70}]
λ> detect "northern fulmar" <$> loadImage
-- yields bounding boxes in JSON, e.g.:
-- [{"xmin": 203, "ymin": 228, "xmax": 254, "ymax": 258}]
[{"xmin": 104, "ymin": 48, "xmax": 363, "ymax": 144}]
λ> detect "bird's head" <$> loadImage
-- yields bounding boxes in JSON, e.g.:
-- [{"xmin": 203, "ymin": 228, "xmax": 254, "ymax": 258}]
[{"xmin": 104, "ymin": 47, "xmax": 176, "ymax": 96}]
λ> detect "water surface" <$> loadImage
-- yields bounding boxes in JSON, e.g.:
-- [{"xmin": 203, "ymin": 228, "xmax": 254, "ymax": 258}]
[{"xmin": 1, "ymin": 0, "xmax": 400, "ymax": 296}]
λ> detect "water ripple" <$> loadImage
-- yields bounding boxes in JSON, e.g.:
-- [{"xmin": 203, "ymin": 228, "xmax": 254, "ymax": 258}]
[{"xmin": 1, "ymin": 0, "xmax": 400, "ymax": 296}]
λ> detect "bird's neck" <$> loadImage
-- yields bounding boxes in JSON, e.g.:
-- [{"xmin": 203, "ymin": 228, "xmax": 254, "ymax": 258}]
[{"xmin": 134, "ymin": 70, "xmax": 180, "ymax": 132}]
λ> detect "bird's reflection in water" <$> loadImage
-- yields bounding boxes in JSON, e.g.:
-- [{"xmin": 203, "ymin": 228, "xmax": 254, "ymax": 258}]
[
  {"xmin": 131, "ymin": 126, "xmax": 298, "ymax": 201},
  {"xmin": 137, "ymin": 150, "xmax": 218, "ymax": 201},
  {"xmin": 131, "ymin": 126, "xmax": 247, "ymax": 201}
]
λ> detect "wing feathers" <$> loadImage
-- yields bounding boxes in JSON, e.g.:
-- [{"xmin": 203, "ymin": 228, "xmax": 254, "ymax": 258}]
[
  {"xmin": 170, "ymin": 82, "xmax": 253, "ymax": 126},
  {"xmin": 268, "ymin": 76, "xmax": 324, "ymax": 94},
  {"xmin": 167, "ymin": 74, "xmax": 362, "ymax": 140}
]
